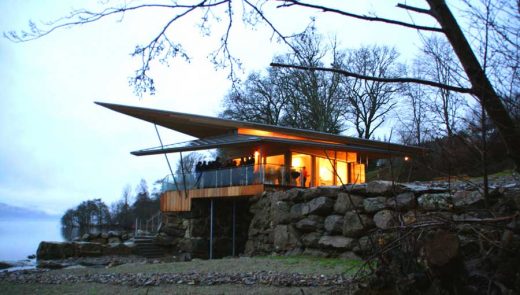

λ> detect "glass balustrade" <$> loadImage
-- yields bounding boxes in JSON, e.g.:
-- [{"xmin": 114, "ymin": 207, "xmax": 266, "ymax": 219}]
[{"xmin": 161, "ymin": 164, "xmax": 305, "ymax": 193}]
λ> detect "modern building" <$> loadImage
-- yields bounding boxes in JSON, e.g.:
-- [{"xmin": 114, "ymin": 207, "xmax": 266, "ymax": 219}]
[{"xmin": 97, "ymin": 102, "xmax": 425, "ymax": 214}]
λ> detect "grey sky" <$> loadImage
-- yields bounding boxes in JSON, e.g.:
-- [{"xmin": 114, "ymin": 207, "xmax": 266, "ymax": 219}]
[{"xmin": 0, "ymin": 0, "xmax": 435, "ymax": 214}]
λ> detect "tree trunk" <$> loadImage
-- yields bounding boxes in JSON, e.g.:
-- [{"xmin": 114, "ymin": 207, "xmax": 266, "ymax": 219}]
[{"xmin": 427, "ymin": 0, "xmax": 520, "ymax": 173}]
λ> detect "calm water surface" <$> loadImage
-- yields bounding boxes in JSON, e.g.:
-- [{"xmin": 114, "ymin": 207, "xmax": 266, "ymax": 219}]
[{"xmin": 0, "ymin": 218, "xmax": 63, "ymax": 261}]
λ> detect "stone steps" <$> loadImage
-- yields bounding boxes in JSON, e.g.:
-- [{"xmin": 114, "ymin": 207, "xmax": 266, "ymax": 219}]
[{"xmin": 134, "ymin": 237, "xmax": 165, "ymax": 258}]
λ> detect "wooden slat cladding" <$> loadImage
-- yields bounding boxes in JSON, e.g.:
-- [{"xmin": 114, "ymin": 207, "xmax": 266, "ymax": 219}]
[{"xmin": 160, "ymin": 184, "xmax": 265, "ymax": 212}]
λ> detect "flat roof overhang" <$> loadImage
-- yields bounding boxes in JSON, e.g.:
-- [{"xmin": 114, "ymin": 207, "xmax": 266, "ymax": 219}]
[
  {"xmin": 131, "ymin": 134, "xmax": 412, "ymax": 158},
  {"xmin": 96, "ymin": 102, "xmax": 427, "ymax": 157}
]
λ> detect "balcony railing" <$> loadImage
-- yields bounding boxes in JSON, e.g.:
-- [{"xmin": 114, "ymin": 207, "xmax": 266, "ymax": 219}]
[{"xmin": 161, "ymin": 164, "xmax": 304, "ymax": 193}]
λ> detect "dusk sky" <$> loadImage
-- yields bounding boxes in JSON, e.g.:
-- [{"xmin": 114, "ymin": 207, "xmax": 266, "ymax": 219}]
[{"xmin": 0, "ymin": 0, "xmax": 437, "ymax": 215}]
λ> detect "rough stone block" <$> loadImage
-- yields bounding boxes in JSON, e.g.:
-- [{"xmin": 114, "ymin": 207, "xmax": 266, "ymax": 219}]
[
  {"xmin": 273, "ymin": 225, "xmax": 300, "ymax": 251},
  {"xmin": 452, "ymin": 191, "xmax": 484, "ymax": 208},
  {"xmin": 343, "ymin": 212, "xmax": 374, "ymax": 238},
  {"xmin": 334, "ymin": 193, "xmax": 363, "ymax": 214},
  {"xmin": 307, "ymin": 196, "xmax": 335, "ymax": 215},
  {"xmin": 373, "ymin": 210, "xmax": 395, "ymax": 230},
  {"xmin": 295, "ymin": 215, "xmax": 324, "ymax": 232},
  {"xmin": 301, "ymin": 232, "xmax": 322, "ymax": 248},
  {"xmin": 363, "ymin": 197, "xmax": 387, "ymax": 213},
  {"xmin": 324, "ymin": 214, "xmax": 344, "ymax": 234},
  {"xmin": 318, "ymin": 236, "xmax": 354, "ymax": 250},
  {"xmin": 386, "ymin": 192, "xmax": 416, "ymax": 210},
  {"xmin": 418, "ymin": 193, "xmax": 452, "ymax": 210},
  {"xmin": 366, "ymin": 180, "xmax": 395, "ymax": 195},
  {"xmin": 290, "ymin": 203, "xmax": 310, "ymax": 220}
]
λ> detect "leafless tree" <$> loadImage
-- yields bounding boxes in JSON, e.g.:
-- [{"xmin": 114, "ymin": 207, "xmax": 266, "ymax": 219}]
[
  {"xmin": 220, "ymin": 69, "xmax": 289, "ymax": 125},
  {"xmin": 6, "ymin": 0, "xmax": 520, "ymax": 171},
  {"xmin": 417, "ymin": 36, "xmax": 468, "ymax": 137},
  {"xmin": 338, "ymin": 45, "xmax": 402, "ymax": 139},
  {"xmin": 396, "ymin": 66, "xmax": 432, "ymax": 145},
  {"xmin": 277, "ymin": 31, "xmax": 347, "ymax": 134}
]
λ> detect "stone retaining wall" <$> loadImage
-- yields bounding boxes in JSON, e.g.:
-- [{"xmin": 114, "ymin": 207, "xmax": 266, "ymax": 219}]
[{"xmin": 243, "ymin": 180, "xmax": 495, "ymax": 258}]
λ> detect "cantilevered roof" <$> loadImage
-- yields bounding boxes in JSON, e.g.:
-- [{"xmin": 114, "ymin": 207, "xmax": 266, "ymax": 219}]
[{"xmin": 96, "ymin": 102, "xmax": 426, "ymax": 156}]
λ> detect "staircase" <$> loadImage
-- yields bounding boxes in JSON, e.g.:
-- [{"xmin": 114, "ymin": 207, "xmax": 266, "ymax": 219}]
[{"xmin": 134, "ymin": 236, "xmax": 165, "ymax": 258}]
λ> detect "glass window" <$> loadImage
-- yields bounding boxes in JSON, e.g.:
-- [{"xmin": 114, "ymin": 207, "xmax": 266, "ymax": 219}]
[
  {"xmin": 292, "ymin": 153, "xmax": 311, "ymax": 187},
  {"xmin": 336, "ymin": 161, "xmax": 347, "ymax": 185},
  {"xmin": 316, "ymin": 157, "xmax": 334, "ymax": 186}
]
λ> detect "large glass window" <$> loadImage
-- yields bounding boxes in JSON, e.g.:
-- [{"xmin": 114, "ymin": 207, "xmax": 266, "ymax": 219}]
[
  {"xmin": 336, "ymin": 160, "xmax": 348, "ymax": 185},
  {"xmin": 292, "ymin": 153, "xmax": 311, "ymax": 187},
  {"xmin": 316, "ymin": 157, "xmax": 334, "ymax": 186}
]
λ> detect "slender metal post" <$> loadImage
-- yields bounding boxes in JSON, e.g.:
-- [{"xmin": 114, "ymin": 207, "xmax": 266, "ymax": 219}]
[
  {"xmin": 179, "ymin": 151, "xmax": 189, "ymax": 199},
  {"xmin": 154, "ymin": 124, "xmax": 181, "ymax": 192},
  {"xmin": 135, "ymin": 218, "xmax": 138, "ymax": 237},
  {"xmin": 209, "ymin": 199, "xmax": 214, "ymax": 259},
  {"xmin": 232, "ymin": 199, "xmax": 236, "ymax": 257}
]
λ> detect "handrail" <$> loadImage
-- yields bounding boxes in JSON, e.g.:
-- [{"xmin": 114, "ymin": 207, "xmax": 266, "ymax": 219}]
[
  {"xmin": 135, "ymin": 211, "xmax": 162, "ymax": 237},
  {"xmin": 161, "ymin": 163, "xmax": 305, "ymax": 193}
]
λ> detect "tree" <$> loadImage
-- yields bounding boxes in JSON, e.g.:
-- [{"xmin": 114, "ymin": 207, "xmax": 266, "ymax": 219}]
[
  {"xmin": 222, "ymin": 29, "xmax": 347, "ymax": 134},
  {"xmin": 7, "ymin": 0, "xmax": 520, "ymax": 171},
  {"xmin": 416, "ymin": 36, "xmax": 468, "ymax": 137},
  {"xmin": 221, "ymin": 69, "xmax": 289, "ymax": 125},
  {"xmin": 111, "ymin": 185, "xmax": 134, "ymax": 229},
  {"xmin": 338, "ymin": 45, "xmax": 402, "ymax": 139}
]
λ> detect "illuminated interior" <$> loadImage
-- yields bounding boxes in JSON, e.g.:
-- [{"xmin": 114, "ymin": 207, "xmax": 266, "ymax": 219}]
[
  {"xmin": 336, "ymin": 160, "xmax": 348, "ymax": 185},
  {"xmin": 291, "ymin": 153, "xmax": 311, "ymax": 187},
  {"xmin": 238, "ymin": 128, "xmax": 338, "ymax": 144},
  {"xmin": 316, "ymin": 157, "xmax": 334, "ymax": 186}
]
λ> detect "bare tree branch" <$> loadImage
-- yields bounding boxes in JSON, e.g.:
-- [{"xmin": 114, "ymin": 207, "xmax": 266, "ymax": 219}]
[
  {"xmin": 277, "ymin": 0, "xmax": 443, "ymax": 33},
  {"xmin": 397, "ymin": 3, "xmax": 433, "ymax": 16},
  {"xmin": 270, "ymin": 62, "xmax": 475, "ymax": 94}
]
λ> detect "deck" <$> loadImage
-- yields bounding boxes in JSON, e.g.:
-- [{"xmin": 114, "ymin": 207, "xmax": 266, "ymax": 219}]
[{"xmin": 161, "ymin": 184, "xmax": 266, "ymax": 212}]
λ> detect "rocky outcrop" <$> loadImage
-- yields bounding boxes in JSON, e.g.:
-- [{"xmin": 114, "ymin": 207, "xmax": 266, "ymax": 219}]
[{"xmin": 36, "ymin": 241, "xmax": 136, "ymax": 260}]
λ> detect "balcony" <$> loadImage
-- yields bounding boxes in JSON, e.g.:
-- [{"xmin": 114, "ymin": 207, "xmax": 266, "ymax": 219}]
[
  {"xmin": 160, "ymin": 164, "xmax": 306, "ymax": 212},
  {"xmin": 161, "ymin": 164, "xmax": 305, "ymax": 193}
]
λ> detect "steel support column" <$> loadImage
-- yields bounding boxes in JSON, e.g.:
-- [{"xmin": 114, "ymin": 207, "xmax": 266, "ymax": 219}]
[
  {"xmin": 209, "ymin": 199, "xmax": 214, "ymax": 259},
  {"xmin": 232, "ymin": 199, "xmax": 236, "ymax": 257}
]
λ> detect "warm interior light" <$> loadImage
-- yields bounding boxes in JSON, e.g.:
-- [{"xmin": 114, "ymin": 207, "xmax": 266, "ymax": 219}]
[
  {"xmin": 238, "ymin": 128, "xmax": 338, "ymax": 144},
  {"xmin": 404, "ymin": 156, "xmax": 410, "ymax": 161},
  {"xmin": 292, "ymin": 157, "xmax": 302, "ymax": 168}
]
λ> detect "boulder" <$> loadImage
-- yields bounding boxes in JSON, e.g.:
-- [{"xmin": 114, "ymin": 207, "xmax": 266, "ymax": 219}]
[
  {"xmin": 363, "ymin": 197, "xmax": 387, "ymax": 213},
  {"xmin": 317, "ymin": 187, "xmax": 341, "ymax": 198},
  {"xmin": 373, "ymin": 210, "xmax": 395, "ymax": 230},
  {"xmin": 107, "ymin": 237, "xmax": 122, "ymax": 244},
  {"xmin": 295, "ymin": 215, "xmax": 324, "ymax": 232},
  {"xmin": 300, "ymin": 232, "xmax": 322, "ymax": 248},
  {"xmin": 334, "ymin": 193, "xmax": 363, "ymax": 214},
  {"xmin": 107, "ymin": 231, "xmax": 120, "ymax": 238},
  {"xmin": 301, "ymin": 189, "xmax": 321, "ymax": 201},
  {"xmin": 101, "ymin": 232, "xmax": 109, "ymax": 239},
  {"xmin": 103, "ymin": 243, "xmax": 134, "ymax": 256},
  {"xmin": 0, "ymin": 261, "xmax": 13, "ymax": 270},
  {"xmin": 307, "ymin": 197, "xmax": 335, "ymax": 215},
  {"xmin": 318, "ymin": 236, "xmax": 354, "ymax": 250},
  {"xmin": 285, "ymin": 188, "xmax": 306, "ymax": 202},
  {"xmin": 81, "ymin": 233, "xmax": 90, "ymax": 241},
  {"xmin": 418, "ymin": 193, "xmax": 452, "ymax": 210},
  {"xmin": 386, "ymin": 192, "xmax": 416, "ymax": 210},
  {"xmin": 271, "ymin": 200, "xmax": 292, "ymax": 225},
  {"xmin": 77, "ymin": 242, "xmax": 103, "ymax": 257},
  {"xmin": 366, "ymin": 180, "xmax": 395, "ymax": 195},
  {"xmin": 273, "ymin": 225, "xmax": 301, "ymax": 251},
  {"xmin": 343, "ymin": 212, "xmax": 374, "ymax": 238},
  {"xmin": 343, "ymin": 183, "xmax": 367, "ymax": 194},
  {"xmin": 90, "ymin": 238, "xmax": 107, "ymax": 244},
  {"xmin": 452, "ymin": 191, "xmax": 484, "ymax": 208},
  {"xmin": 36, "ymin": 242, "xmax": 75, "ymax": 260},
  {"xmin": 324, "ymin": 215, "xmax": 344, "ymax": 234},
  {"xmin": 290, "ymin": 203, "xmax": 310, "ymax": 220}
]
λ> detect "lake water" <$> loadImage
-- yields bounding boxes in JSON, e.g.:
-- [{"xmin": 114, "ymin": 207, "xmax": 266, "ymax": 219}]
[{"xmin": 0, "ymin": 218, "xmax": 63, "ymax": 261}]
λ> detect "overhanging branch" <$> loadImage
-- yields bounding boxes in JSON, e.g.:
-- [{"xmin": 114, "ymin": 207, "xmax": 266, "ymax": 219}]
[
  {"xmin": 270, "ymin": 62, "xmax": 474, "ymax": 94},
  {"xmin": 277, "ymin": 0, "xmax": 443, "ymax": 33}
]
